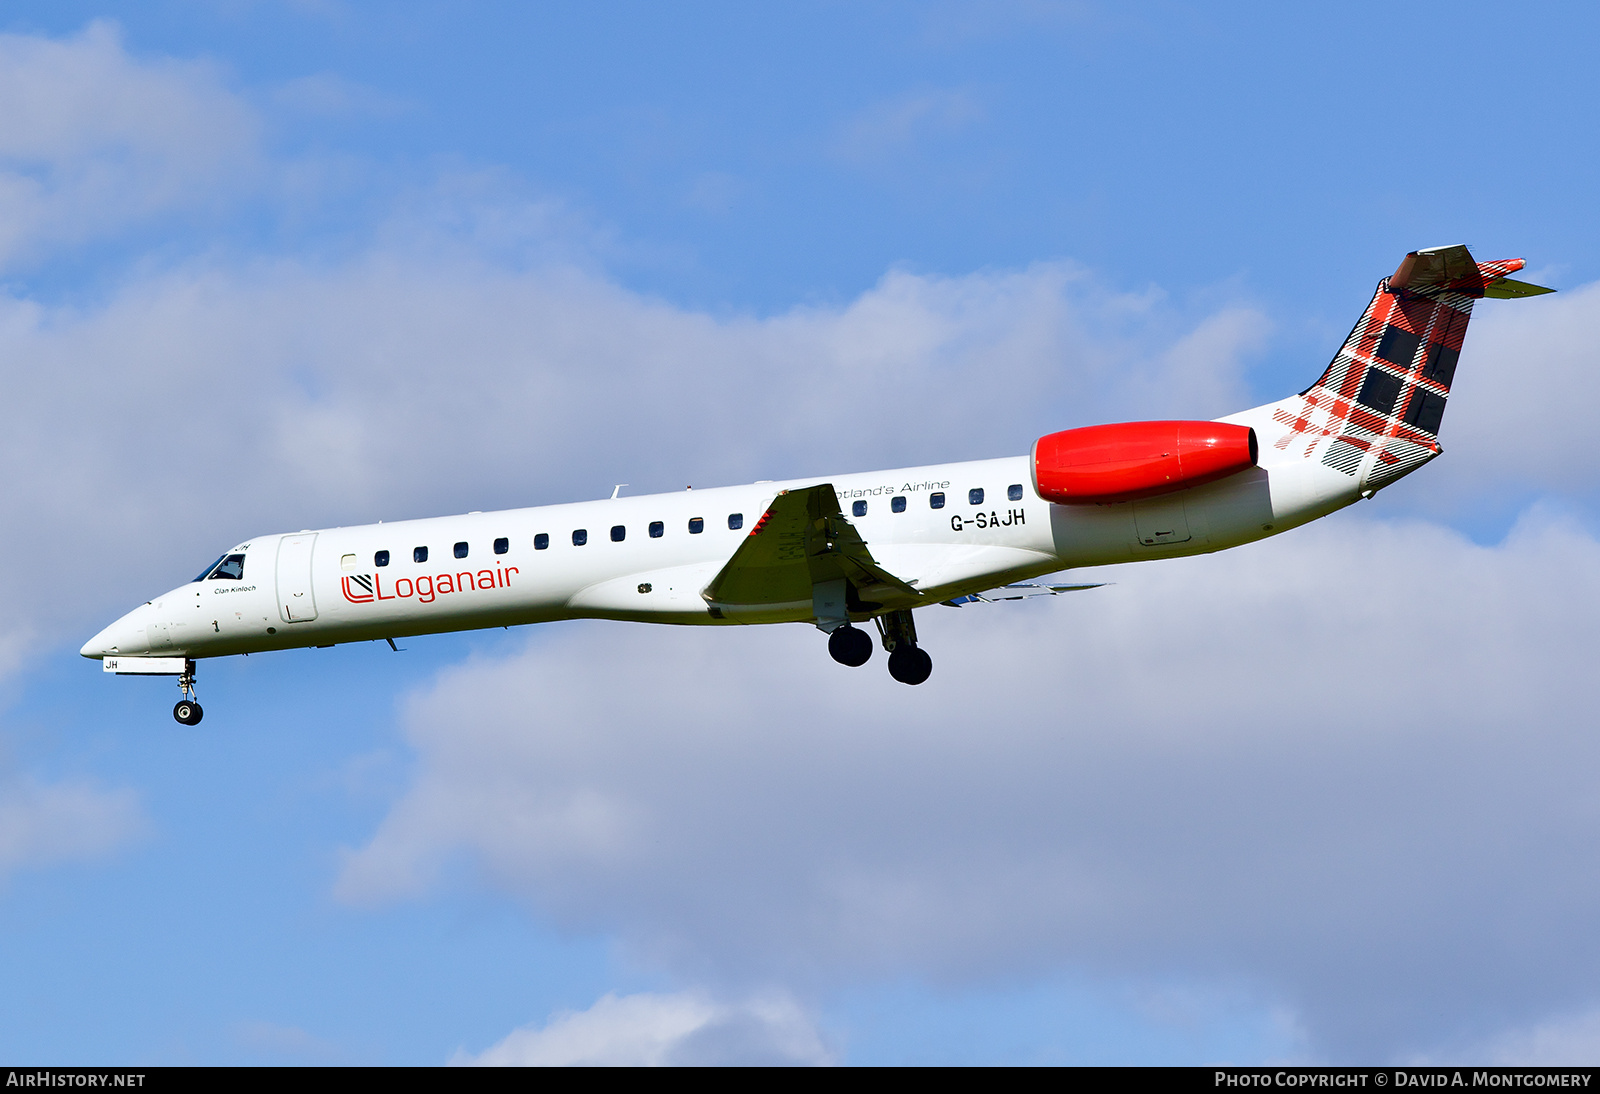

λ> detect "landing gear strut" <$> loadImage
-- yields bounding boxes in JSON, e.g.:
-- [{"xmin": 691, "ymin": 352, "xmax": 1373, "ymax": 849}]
[
  {"xmin": 875, "ymin": 610, "xmax": 933, "ymax": 686},
  {"xmin": 827, "ymin": 624, "xmax": 874, "ymax": 667},
  {"xmin": 173, "ymin": 660, "xmax": 203, "ymax": 725}
]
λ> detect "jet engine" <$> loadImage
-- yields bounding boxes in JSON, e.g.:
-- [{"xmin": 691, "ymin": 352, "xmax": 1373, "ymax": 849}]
[{"xmin": 1033, "ymin": 420, "xmax": 1258, "ymax": 504}]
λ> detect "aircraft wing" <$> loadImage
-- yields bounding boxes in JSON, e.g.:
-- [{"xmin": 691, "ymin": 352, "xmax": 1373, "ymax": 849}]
[{"xmin": 702, "ymin": 483, "xmax": 918, "ymax": 611}]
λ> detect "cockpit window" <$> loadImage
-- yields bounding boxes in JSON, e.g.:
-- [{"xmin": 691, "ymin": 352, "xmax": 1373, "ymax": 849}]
[
  {"xmin": 201, "ymin": 553, "xmax": 246, "ymax": 581},
  {"xmin": 193, "ymin": 554, "xmax": 226, "ymax": 583}
]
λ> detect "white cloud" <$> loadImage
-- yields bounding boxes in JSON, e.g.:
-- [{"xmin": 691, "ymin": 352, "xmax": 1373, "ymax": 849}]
[
  {"xmin": 0, "ymin": 21, "xmax": 258, "ymax": 266},
  {"xmin": 1436, "ymin": 280, "xmax": 1600, "ymax": 501},
  {"xmin": 336, "ymin": 503, "xmax": 1600, "ymax": 1060},
  {"xmin": 456, "ymin": 990, "xmax": 832, "ymax": 1066},
  {"xmin": 0, "ymin": 775, "xmax": 144, "ymax": 881}
]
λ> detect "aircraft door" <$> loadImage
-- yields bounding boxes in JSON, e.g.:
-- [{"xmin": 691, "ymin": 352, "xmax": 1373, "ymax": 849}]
[{"xmin": 276, "ymin": 533, "xmax": 319, "ymax": 623}]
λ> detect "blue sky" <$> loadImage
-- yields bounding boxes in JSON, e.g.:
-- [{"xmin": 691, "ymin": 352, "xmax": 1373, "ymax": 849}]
[{"xmin": 2, "ymin": 1, "xmax": 1600, "ymax": 1065}]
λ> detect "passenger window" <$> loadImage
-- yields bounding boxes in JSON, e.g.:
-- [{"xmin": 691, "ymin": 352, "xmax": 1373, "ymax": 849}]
[
  {"xmin": 1008, "ymin": 484, "xmax": 1024, "ymax": 501},
  {"xmin": 649, "ymin": 521, "xmax": 664, "ymax": 538},
  {"xmin": 892, "ymin": 496, "xmax": 906, "ymax": 513},
  {"xmin": 374, "ymin": 550, "xmax": 390, "ymax": 567},
  {"xmin": 493, "ymin": 537, "xmax": 509, "ymax": 554},
  {"xmin": 534, "ymin": 534, "xmax": 549, "ymax": 550},
  {"xmin": 611, "ymin": 525, "xmax": 626, "ymax": 542},
  {"xmin": 414, "ymin": 546, "xmax": 428, "ymax": 563},
  {"xmin": 572, "ymin": 529, "xmax": 588, "ymax": 546},
  {"xmin": 930, "ymin": 492, "xmax": 945, "ymax": 509},
  {"xmin": 689, "ymin": 517, "xmax": 704, "ymax": 534},
  {"xmin": 969, "ymin": 488, "xmax": 984, "ymax": 505},
  {"xmin": 340, "ymin": 554, "xmax": 357, "ymax": 572},
  {"xmin": 208, "ymin": 554, "xmax": 246, "ymax": 580},
  {"xmin": 728, "ymin": 513, "xmax": 743, "ymax": 530},
  {"xmin": 454, "ymin": 541, "xmax": 469, "ymax": 559},
  {"xmin": 852, "ymin": 500, "xmax": 868, "ymax": 517}
]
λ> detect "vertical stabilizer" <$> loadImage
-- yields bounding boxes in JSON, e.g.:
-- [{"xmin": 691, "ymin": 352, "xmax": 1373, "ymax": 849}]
[{"xmin": 1270, "ymin": 246, "xmax": 1550, "ymax": 492}]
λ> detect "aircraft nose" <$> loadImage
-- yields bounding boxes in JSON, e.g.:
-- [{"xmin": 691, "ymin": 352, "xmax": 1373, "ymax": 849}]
[
  {"xmin": 80, "ymin": 605, "xmax": 152, "ymax": 659},
  {"xmin": 79, "ymin": 625, "xmax": 116, "ymax": 658}
]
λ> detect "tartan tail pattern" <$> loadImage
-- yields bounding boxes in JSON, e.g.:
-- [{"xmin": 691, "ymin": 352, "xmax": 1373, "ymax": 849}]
[{"xmin": 1272, "ymin": 246, "xmax": 1525, "ymax": 489}]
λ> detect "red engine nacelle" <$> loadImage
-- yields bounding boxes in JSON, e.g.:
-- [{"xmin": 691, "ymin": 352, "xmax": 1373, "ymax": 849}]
[{"xmin": 1032, "ymin": 420, "xmax": 1258, "ymax": 504}]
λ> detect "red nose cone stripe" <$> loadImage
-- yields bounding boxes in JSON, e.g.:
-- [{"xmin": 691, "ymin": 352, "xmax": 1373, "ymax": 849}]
[{"xmin": 1033, "ymin": 420, "xmax": 1258, "ymax": 504}]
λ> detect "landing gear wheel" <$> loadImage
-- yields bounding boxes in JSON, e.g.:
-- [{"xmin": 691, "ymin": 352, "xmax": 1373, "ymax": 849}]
[
  {"xmin": 828, "ymin": 625, "xmax": 873, "ymax": 667},
  {"xmin": 887, "ymin": 645, "xmax": 933, "ymax": 685},
  {"xmin": 875, "ymin": 609, "xmax": 932, "ymax": 685},
  {"xmin": 172, "ymin": 659, "xmax": 202, "ymax": 724}
]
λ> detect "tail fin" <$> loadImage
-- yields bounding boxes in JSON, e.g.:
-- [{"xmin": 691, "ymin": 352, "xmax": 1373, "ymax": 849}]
[{"xmin": 1273, "ymin": 245, "xmax": 1553, "ymax": 491}]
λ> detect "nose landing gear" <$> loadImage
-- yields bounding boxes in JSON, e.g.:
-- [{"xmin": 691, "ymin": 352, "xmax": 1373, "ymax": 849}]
[
  {"xmin": 875, "ymin": 610, "xmax": 933, "ymax": 686},
  {"xmin": 173, "ymin": 661, "xmax": 203, "ymax": 725}
]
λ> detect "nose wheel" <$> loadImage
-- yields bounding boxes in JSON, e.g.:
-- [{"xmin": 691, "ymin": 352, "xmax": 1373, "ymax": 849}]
[{"xmin": 173, "ymin": 662, "xmax": 203, "ymax": 725}]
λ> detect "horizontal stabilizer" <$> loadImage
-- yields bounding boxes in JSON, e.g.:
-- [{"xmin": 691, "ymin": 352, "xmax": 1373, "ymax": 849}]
[
  {"xmin": 942, "ymin": 582, "xmax": 1106, "ymax": 607},
  {"xmin": 1483, "ymin": 276, "xmax": 1556, "ymax": 299},
  {"xmin": 1390, "ymin": 245, "xmax": 1553, "ymax": 300},
  {"xmin": 1390, "ymin": 244, "xmax": 1484, "ymax": 294}
]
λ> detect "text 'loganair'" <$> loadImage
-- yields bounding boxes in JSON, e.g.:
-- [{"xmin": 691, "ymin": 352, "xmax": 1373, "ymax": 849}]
[{"xmin": 82, "ymin": 246, "xmax": 1553, "ymax": 724}]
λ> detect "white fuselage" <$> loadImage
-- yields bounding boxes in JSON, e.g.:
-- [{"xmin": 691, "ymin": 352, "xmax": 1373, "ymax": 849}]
[{"xmin": 79, "ymin": 399, "xmax": 1364, "ymax": 662}]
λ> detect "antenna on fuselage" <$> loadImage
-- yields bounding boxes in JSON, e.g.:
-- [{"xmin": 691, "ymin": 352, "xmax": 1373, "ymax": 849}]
[{"xmin": 610, "ymin": 484, "xmax": 628, "ymax": 499}]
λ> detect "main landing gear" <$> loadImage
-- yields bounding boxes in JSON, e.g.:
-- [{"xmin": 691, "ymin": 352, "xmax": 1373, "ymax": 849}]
[
  {"xmin": 173, "ymin": 661, "xmax": 203, "ymax": 725},
  {"xmin": 879, "ymin": 610, "xmax": 933, "ymax": 685},
  {"xmin": 826, "ymin": 611, "xmax": 933, "ymax": 685},
  {"xmin": 827, "ymin": 624, "xmax": 874, "ymax": 667}
]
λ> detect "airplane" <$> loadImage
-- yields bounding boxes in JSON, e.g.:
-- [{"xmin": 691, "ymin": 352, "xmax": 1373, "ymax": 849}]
[{"xmin": 80, "ymin": 245, "xmax": 1553, "ymax": 724}]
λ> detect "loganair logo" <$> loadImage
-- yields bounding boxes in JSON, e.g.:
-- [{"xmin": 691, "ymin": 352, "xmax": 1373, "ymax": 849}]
[{"xmin": 341, "ymin": 564, "xmax": 519, "ymax": 606}]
